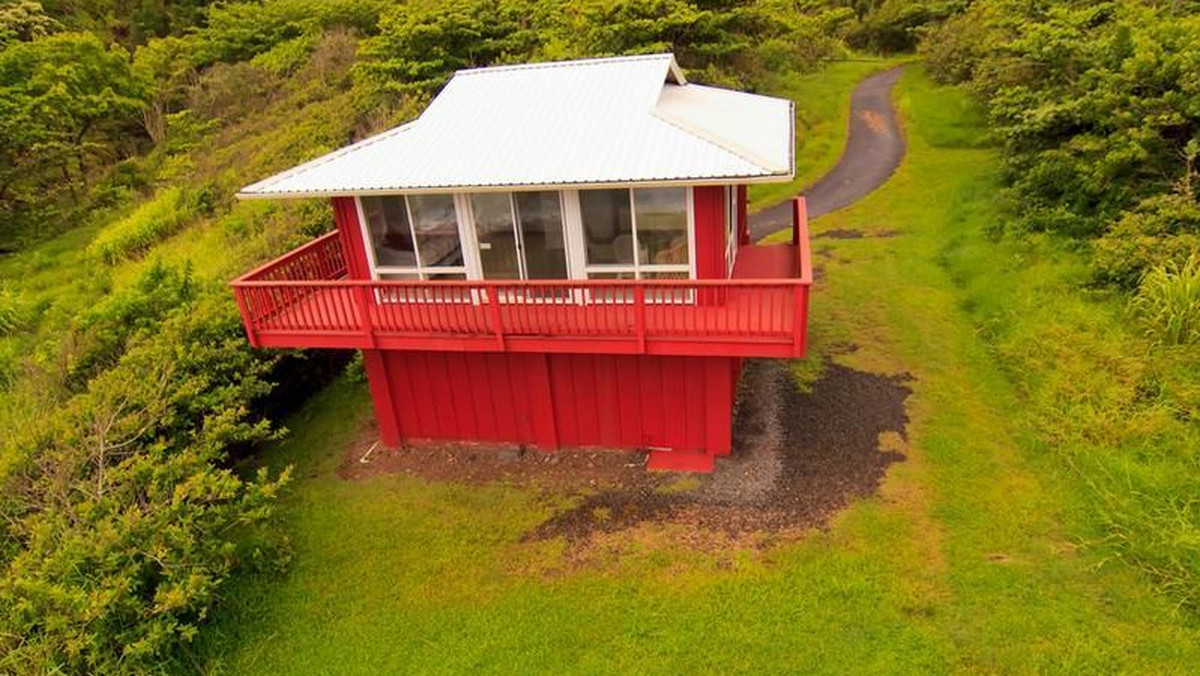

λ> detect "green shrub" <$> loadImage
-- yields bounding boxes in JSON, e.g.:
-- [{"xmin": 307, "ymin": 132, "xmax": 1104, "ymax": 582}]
[
  {"xmin": 0, "ymin": 284, "xmax": 25, "ymax": 336},
  {"xmin": 86, "ymin": 187, "xmax": 206, "ymax": 264},
  {"xmin": 68, "ymin": 261, "xmax": 197, "ymax": 388},
  {"xmin": 250, "ymin": 33, "xmax": 319, "ymax": 74},
  {"xmin": 0, "ymin": 296, "xmax": 290, "ymax": 674},
  {"xmin": 1093, "ymin": 193, "xmax": 1200, "ymax": 288},
  {"xmin": 919, "ymin": 1, "xmax": 1200, "ymax": 247},
  {"xmin": 0, "ymin": 338, "xmax": 18, "ymax": 389},
  {"xmin": 198, "ymin": 0, "xmax": 383, "ymax": 66},
  {"xmin": 846, "ymin": 0, "xmax": 967, "ymax": 54},
  {"xmin": 1132, "ymin": 254, "xmax": 1200, "ymax": 346}
]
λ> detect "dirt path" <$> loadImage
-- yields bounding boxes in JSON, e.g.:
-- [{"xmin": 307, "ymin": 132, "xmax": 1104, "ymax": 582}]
[{"xmin": 749, "ymin": 67, "xmax": 906, "ymax": 241}]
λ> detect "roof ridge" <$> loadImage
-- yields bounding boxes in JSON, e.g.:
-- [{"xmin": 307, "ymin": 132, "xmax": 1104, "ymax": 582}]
[{"xmin": 453, "ymin": 53, "xmax": 673, "ymax": 77}]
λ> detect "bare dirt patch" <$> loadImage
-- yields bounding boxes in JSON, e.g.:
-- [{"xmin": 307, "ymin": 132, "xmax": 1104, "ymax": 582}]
[
  {"xmin": 340, "ymin": 360, "xmax": 911, "ymax": 548},
  {"xmin": 339, "ymin": 432, "xmax": 655, "ymax": 489}
]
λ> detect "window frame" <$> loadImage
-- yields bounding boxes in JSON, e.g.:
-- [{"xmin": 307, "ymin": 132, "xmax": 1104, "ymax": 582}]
[
  {"xmin": 725, "ymin": 185, "xmax": 738, "ymax": 276},
  {"xmin": 355, "ymin": 194, "xmax": 471, "ymax": 280},
  {"xmin": 578, "ymin": 187, "xmax": 695, "ymax": 281},
  {"xmin": 355, "ymin": 187, "xmax": 697, "ymax": 284},
  {"xmin": 461, "ymin": 190, "xmax": 572, "ymax": 282}
]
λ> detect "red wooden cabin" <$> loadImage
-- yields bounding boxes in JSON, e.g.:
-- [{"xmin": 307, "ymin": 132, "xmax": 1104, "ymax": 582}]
[{"xmin": 231, "ymin": 54, "xmax": 812, "ymax": 472}]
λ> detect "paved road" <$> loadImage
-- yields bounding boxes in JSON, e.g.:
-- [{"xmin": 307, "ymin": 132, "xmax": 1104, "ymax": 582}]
[{"xmin": 749, "ymin": 67, "xmax": 906, "ymax": 241}]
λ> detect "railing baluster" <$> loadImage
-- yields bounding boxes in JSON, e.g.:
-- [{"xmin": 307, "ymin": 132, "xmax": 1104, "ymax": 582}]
[
  {"xmin": 634, "ymin": 285, "xmax": 646, "ymax": 351},
  {"xmin": 487, "ymin": 286, "xmax": 504, "ymax": 349}
]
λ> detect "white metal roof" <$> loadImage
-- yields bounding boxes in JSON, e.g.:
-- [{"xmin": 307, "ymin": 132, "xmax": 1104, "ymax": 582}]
[{"xmin": 239, "ymin": 54, "xmax": 794, "ymax": 198}]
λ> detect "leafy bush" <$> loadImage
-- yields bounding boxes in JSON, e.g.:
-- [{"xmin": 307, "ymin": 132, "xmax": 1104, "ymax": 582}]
[
  {"xmin": 846, "ymin": 0, "xmax": 967, "ymax": 53},
  {"xmin": 0, "ymin": 31, "xmax": 146, "ymax": 243},
  {"xmin": 86, "ymin": 187, "xmax": 209, "ymax": 264},
  {"xmin": 1132, "ymin": 254, "xmax": 1200, "ymax": 346},
  {"xmin": 250, "ymin": 33, "xmax": 319, "ymax": 74},
  {"xmin": 1093, "ymin": 192, "xmax": 1200, "ymax": 287},
  {"xmin": 354, "ymin": 0, "xmax": 848, "ymax": 106},
  {"xmin": 197, "ymin": 0, "xmax": 383, "ymax": 66},
  {"xmin": 68, "ymin": 261, "xmax": 197, "ymax": 388},
  {"xmin": 921, "ymin": 1, "xmax": 1200, "ymax": 255},
  {"xmin": 0, "ymin": 296, "xmax": 290, "ymax": 674}
]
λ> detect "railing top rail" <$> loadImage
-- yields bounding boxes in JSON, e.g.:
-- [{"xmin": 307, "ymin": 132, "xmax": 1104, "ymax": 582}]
[
  {"xmin": 233, "ymin": 230, "xmax": 343, "ymax": 283},
  {"xmin": 231, "ymin": 277, "xmax": 807, "ymax": 289}
]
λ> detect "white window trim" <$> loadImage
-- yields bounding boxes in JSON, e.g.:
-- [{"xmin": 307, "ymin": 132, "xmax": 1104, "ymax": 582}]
[
  {"xmin": 355, "ymin": 195, "xmax": 469, "ymax": 280},
  {"xmin": 725, "ymin": 185, "xmax": 738, "ymax": 276},
  {"xmin": 578, "ymin": 187, "xmax": 694, "ymax": 280},
  {"xmin": 460, "ymin": 191, "xmax": 572, "ymax": 282},
  {"xmin": 356, "ymin": 187, "xmax": 699, "ymax": 284}
]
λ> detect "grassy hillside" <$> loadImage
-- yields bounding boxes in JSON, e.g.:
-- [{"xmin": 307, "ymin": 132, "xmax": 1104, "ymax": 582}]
[{"xmin": 190, "ymin": 70, "xmax": 1200, "ymax": 674}]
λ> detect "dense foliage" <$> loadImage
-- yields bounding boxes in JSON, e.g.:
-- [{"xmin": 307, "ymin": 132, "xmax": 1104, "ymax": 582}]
[
  {"xmin": 921, "ymin": 1, "xmax": 1200, "ymax": 291},
  {"xmin": 0, "ymin": 292, "xmax": 289, "ymax": 673}
]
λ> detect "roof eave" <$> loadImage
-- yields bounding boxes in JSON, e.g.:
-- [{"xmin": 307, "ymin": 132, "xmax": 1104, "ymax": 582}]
[{"xmin": 235, "ymin": 171, "xmax": 796, "ymax": 200}]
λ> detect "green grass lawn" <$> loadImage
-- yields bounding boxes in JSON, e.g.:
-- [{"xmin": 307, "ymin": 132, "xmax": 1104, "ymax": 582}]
[
  {"xmin": 194, "ymin": 69, "xmax": 1200, "ymax": 674},
  {"xmin": 748, "ymin": 56, "xmax": 905, "ymax": 211}
]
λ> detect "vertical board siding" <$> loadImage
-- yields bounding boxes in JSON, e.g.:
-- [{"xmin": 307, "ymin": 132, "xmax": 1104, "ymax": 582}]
[
  {"xmin": 693, "ymin": 185, "xmax": 726, "ymax": 280},
  {"xmin": 379, "ymin": 350, "xmax": 737, "ymax": 455},
  {"xmin": 332, "ymin": 196, "xmax": 371, "ymax": 280}
]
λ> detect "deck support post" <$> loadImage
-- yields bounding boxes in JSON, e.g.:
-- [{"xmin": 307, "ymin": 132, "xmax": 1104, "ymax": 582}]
[{"xmin": 362, "ymin": 349, "xmax": 403, "ymax": 447}]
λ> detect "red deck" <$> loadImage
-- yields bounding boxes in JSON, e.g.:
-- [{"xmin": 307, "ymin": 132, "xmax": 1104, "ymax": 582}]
[{"xmin": 231, "ymin": 199, "xmax": 813, "ymax": 359}]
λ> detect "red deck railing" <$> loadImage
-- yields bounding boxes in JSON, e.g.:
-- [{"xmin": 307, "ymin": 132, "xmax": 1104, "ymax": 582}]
[{"xmin": 230, "ymin": 199, "xmax": 813, "ymax": 358}]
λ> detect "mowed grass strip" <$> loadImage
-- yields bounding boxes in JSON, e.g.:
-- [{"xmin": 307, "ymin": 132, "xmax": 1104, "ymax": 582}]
[{"xmin": 195, "ymin": 70, "xmax": 1200, "ymax": 675}]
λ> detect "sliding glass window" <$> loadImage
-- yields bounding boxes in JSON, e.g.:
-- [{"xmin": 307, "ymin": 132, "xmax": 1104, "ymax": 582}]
[
  {"xmin": 360, "ymin": 195, "xmax": 467, "ymax": 279},
  {"xmin": 467, "ymin": 191, "xmax": 568, "ymax": 281},
  {"xmin": 579, "ymin": 187, "xmax": 690, "ymax": 279}
]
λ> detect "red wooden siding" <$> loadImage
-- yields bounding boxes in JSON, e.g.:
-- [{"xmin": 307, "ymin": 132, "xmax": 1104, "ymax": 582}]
[
  {"xmin": 333, "ymin": 196, "xmax": 370, "ymax": 280},
  {"xmin": 380, "ymin": 350, "xmax": 735, "ymax": 457},
  {"xmin": 693, "ymin": 185, "xmax": 726, "ymax": 279},
  {"xmin": 737, "ymin": 185, "xmax": 749, "ymax": 245}
]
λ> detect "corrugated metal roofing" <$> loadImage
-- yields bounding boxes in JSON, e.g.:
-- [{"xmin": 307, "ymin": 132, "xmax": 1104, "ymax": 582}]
[{"xmin": 239, "ymin": 54, "xmax": 794, "ymax": 198}]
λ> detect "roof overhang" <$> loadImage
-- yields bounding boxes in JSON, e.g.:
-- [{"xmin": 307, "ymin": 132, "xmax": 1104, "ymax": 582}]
[{"xmin": 238, "ymin": 54, "xmax": 795, "ymax": 200}]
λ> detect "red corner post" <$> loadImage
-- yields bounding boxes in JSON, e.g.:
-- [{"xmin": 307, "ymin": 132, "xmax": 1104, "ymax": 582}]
[
  {"xmin": 792, "ymin": 197, "xmax": 813, "ymax": 358},
  {"xmin": 362, "ymin": 350, "xmax": 403, "ymax": 447},
  {"xmin": 737, "ymin": 185, "xmax": 750, "ymax": 245}
]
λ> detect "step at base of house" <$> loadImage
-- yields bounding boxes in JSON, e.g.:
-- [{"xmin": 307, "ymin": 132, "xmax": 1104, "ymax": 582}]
[{"xmin": 646, "ymin": 449, "xmax": 715, "ymax": 473}]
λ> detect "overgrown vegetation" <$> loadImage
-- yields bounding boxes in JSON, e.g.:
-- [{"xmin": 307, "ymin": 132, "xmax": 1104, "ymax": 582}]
[
  {"xmin": 921, "ymin": 1, "xmax": 1200, "ymax": 303},
  {"xmin": 1133, "ymin": 254, "xmax": 1200, "ymax": 346},
  {"xmin": 87, "ymin": 186, "xmax": 211, "ymax": 263}
]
